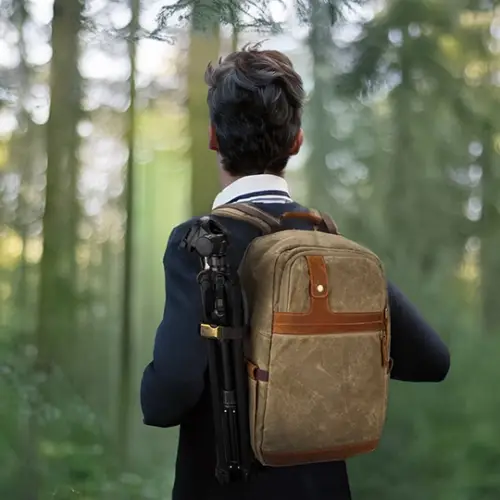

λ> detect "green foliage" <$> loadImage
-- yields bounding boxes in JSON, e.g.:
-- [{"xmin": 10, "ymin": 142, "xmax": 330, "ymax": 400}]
[
  {"xmin": 350, "ymin": 334, "xmax": 500, "ymax": 500},
  {"xmin": 152, "ymin": 0, "xmax": 367, "ymax": 36},
  {"xmin": 0, "ymin": 331, "xmax": 169, "ymax": 500}
]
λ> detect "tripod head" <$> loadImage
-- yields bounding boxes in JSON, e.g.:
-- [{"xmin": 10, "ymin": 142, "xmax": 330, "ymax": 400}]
[
  {"xmin": 181, "ymin": 216, "xmax": 235, "ymax": 325},
  {"xmin": 181, "ymin": 216, "xmax": 229, "ymax": 269}
]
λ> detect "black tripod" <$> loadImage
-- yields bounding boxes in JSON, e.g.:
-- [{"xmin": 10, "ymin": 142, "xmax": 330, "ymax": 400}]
[{"xmin": 181, "ymin": 216, "xmax": 252, "ymax": 484}]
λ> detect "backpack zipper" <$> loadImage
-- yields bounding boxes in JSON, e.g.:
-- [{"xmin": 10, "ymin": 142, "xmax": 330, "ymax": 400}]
[{"xmin": 380, "ymin": 307, "xmax": 389, "ymax": 368}]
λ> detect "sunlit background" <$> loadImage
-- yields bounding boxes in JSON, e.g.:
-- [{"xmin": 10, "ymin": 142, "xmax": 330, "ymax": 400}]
[{"xmin": 1, "ymin": 0, "xmax": 500, "ymax": 498}]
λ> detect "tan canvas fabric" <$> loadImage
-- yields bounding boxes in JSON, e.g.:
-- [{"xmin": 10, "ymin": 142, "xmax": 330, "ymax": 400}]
[{"xmin": 212, "ymin": 204, "xmax": 391, "ymax": 467}]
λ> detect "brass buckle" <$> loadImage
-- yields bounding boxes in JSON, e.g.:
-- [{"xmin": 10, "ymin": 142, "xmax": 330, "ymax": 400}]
[{"xmin": 200, "ymin": 323, "xmax": 220, "ymax": 339}]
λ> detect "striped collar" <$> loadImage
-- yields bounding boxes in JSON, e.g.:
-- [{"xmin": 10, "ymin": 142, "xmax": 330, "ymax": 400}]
[{"xmin": 212, "ymin": 174, "xmax": 293, "ymax": 209}]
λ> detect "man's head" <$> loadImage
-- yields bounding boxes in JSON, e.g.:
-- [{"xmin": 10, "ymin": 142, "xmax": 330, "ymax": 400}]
[{"xmin": 205, "ymin": 44, "xmax": 305, "ymax": 185}]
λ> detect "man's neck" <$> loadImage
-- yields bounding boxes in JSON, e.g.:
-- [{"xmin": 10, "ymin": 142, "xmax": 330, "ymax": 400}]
[{"xmin": 221, "ymin": 172, "xmax": 284, "ymax": 189}]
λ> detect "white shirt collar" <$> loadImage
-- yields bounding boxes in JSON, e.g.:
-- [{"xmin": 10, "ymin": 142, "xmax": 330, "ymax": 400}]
[{"xmin": 212, "ymin": 174, "xmax": 293, "ymax": 209}]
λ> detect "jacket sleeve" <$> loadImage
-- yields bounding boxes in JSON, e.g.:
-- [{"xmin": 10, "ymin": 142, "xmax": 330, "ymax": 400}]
[
  {"xmin": 140, "ymin": 223, "xmax": 207, "ymax": 427},
  {"xmin": 388, "ymin": 282, "xmax": 450, "ymax": 382}
]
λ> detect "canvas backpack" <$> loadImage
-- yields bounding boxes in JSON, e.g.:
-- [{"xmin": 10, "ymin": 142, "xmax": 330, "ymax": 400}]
[{"xmin": 211, "ymin": 202, "xmax": 391, "ymax": 467}]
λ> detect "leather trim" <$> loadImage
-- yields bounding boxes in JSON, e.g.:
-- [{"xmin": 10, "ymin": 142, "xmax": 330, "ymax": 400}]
[
  {"xmin": 281, "ymin": 211, "xmax": 323, "ymax": 225},
  {"xmin": 261, "ymin": 439, "xmax": 378, "ymax": 466},
  {"xmin": 309, "ymin": 255, "xmax": 328, "ymax": 298},
  {"xmin": 273, "ymin": 255, "xmax": 385, "ymax": 335}
]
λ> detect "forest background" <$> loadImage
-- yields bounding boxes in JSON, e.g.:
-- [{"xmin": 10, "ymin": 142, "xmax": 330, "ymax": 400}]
[{"xmin": 1, "ymin": 0, "xmax": 500, "ymax": 498}]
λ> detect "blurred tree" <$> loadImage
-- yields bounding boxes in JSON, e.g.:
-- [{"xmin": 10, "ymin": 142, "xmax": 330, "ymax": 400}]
[
  {"xmin": 305, "ymin": 0, "xmax": 338, "ymax": 213},
  {"xmin": 8, "ymin": 3, "xmax": 41, "ymax": 498},
  {"xmin": 478, "ymin": 118, "xmax": 500, "ymax": 334},
  {"xmin": 37, "ymin": 0, "xmax": 83, "ymax": 365},
  {"xmin": 118, "ymin": 0, "xmax": 141, "ymax": 467},
  {"xmin": 459, "ymin": 1, "xmax": 500, "ymax": 334},
  {"xmin": 9, "ymin": 0, "xmax": 33, "ymax": 316},
  {"xmin": 187, "ymin": 1, "xmax": 221, "ymax": 216}
]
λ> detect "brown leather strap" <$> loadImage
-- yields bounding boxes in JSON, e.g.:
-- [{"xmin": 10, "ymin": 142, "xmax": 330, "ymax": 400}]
[
  {"xmin": 281, "ymin": 209, "xmax": 339, "ymax": 234},
  {"xmin": 212, "ymin": 203, "xmax": 281, "ymax": 234},
  {"xmin": 281, "ymin": 211, "xmax": 323, "ymax": 225}
]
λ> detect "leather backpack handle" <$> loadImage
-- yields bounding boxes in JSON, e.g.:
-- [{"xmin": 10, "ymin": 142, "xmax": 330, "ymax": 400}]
[
  {"xmin": 281, "ymin": 210, "xmax": 338, "ymax": 234},
  {"xmin": 281, "ymin": 211, "xmax": 323, "ymax": 224}
]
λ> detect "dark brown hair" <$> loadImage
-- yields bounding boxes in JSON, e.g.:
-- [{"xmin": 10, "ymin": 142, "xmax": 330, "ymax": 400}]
[{"xmin": 204, "ymin": 43, "xmax": 305, "ymax": 176}]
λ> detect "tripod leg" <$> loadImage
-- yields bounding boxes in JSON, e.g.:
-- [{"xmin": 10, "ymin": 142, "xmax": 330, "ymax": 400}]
[
  {"xmin": 220, "ymin": 341, "xmax": 239, "ymax": 469},
  {"xmin": 206, "ymin": 340, "xmax": 230, "ymax": 484},
  {"xmin": 232, "ymin": 338, "xmax": 252, "ymax": 478}
]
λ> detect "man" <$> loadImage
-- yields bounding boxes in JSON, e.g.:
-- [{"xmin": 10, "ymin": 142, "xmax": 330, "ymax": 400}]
[{"xmin": 140, "ymin": 45, "xmax": 450, "ymax": 500}]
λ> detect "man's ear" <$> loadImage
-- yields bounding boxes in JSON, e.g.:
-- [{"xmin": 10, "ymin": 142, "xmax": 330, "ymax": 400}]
[
  {"xmin": 289, "ymin": 129, "xmax": 303, "ymax": 156},
  {"xmin": 209, "ymin": 124, "xmax": 218, "ymax": 151}
]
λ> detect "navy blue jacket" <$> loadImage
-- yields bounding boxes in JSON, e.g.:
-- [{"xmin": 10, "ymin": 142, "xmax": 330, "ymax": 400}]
[{"xmin": 140, "ymin": 202, "xmax": 450, "ymax": 500}]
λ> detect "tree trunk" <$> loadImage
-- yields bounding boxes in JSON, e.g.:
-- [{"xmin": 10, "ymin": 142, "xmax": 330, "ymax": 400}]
[
  {"xmin": 384, "ymin": 50, "xmax": 422, "ymax": 280},
  {"xmin": 479, "ymin": 120, "xmax": 500, "ymax": 334},
  {"xmin": 118, "ymin": 0, "xmax": 140, "ymax": 468},
  {"xmin": 305, "ymin": 0, "xmax": 336, "ymax": 212},
  {"xmin": 188, "ymin": 2, "xmax": 221, "ymax": 216},
  {"xmin": 11, "ymin": 0, "xmax": 33, "ymax": 318},
  {"xmin": 37, "ymin": 0, "xmax": 82, "ymax": 366},
  {"xmin": 10, "ymin": 2, "xmax": 40, "ymax": 496}
]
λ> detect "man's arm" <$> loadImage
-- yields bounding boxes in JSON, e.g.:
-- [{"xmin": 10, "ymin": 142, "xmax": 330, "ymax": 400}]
[
  {"xmin": 389, "ymin": 282, "xmax": 450, "ymax": 382},
  {"xmin": 140, "ymin": 223, "xmax": 207, "ymax": 427}
]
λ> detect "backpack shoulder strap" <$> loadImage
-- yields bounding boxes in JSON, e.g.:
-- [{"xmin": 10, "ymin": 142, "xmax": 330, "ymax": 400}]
[
  {"xmin": 311, "ymin": 209, "xmax": 339, "ymax": 234},
  {"xmin": 211, "ymin": 203, "xmax": 282, "ymax": 235}
]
